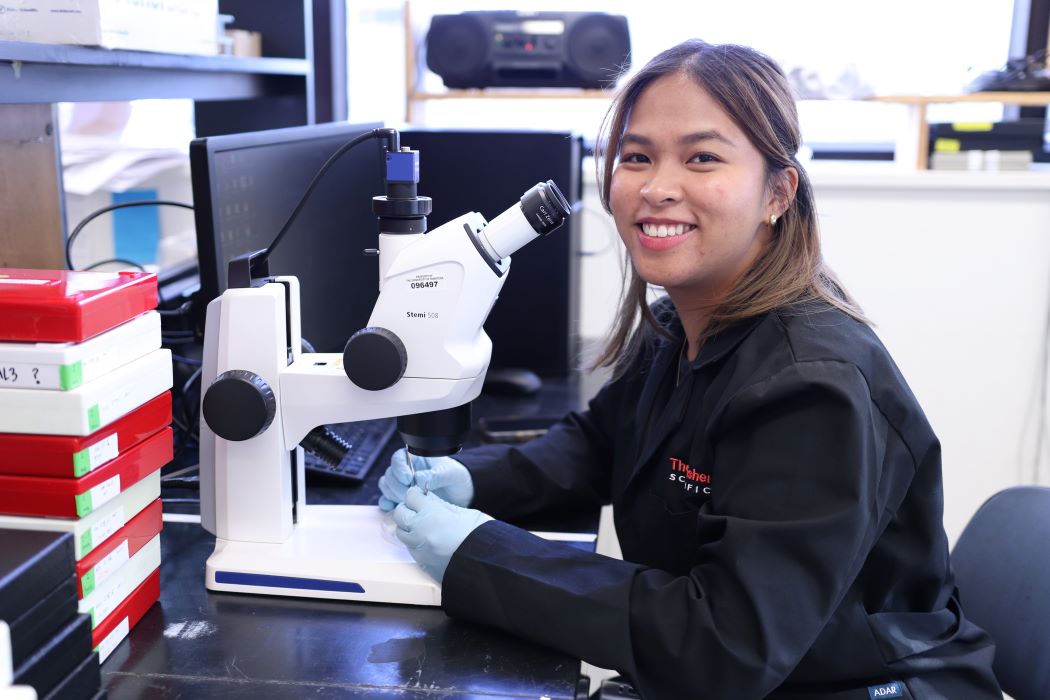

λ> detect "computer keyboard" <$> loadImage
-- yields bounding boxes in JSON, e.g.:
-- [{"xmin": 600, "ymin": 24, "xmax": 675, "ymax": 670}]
[{"xmin": 303, "ymin": 418, "xmax": 397, "ymax": 483}]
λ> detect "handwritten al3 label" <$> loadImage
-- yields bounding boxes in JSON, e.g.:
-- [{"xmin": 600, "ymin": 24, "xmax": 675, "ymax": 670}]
[{"xmin": 0, "ymin": 363, "xmax": 60, "ymax": 388}]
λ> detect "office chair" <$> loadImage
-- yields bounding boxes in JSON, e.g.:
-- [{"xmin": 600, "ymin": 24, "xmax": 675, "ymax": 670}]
[{"xmin": 950, "ymin": 486, "xmax": 1050, "ymax": 700}]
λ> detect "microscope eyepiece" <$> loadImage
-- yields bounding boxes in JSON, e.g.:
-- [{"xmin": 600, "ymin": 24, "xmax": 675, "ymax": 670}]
[
  {"xmin": 520, "ymin": 180, "xmax": 571, "ymax": 236},
  {"xmin": 471, "ymin": 180, "xmax": 572, "ymax": 264}
]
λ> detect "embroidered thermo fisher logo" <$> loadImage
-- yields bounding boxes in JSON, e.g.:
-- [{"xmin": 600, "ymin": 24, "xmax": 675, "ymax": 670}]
[
  {"xmin": 867, "ymin": 682, "xmax": 904, "ymax": 699},
  {"xmin": 667, "ymin": 456, "xmax": 711, "ymax": 495}
]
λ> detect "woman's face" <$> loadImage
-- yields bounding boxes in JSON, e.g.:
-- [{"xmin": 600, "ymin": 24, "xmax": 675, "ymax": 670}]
[{"xmin": 610, "ymin": 71, "xmax": 777, "ymax": 307}]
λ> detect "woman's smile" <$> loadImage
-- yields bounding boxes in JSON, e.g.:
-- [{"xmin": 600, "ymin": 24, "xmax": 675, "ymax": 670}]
[{"xmin": 636, "ymin": 220, "xmax": 697, "ymax": 251}]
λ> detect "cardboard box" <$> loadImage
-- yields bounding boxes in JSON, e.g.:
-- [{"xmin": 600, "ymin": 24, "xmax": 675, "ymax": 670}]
[{"xmin": 0, "ymin": 0, "xmax": 219, "ymax": 56}]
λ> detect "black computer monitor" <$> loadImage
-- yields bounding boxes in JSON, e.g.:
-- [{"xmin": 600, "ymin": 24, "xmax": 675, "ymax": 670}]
[
  {"xmin": 190, "ymin": 121, "xmax": 385, "ymax": 353},
  {"xmin": 402, "ymin": 128, "xmax": 583, "ymax": 377},
  {"xmin": 190, "ymin": 124, "xmax": 583, "ymax": 376}
]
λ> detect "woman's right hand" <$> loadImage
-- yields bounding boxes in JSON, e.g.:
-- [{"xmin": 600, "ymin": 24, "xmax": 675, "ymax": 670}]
[{"xmin": 377, "ymin": 448, "xmax": 475, "ymax": 511}]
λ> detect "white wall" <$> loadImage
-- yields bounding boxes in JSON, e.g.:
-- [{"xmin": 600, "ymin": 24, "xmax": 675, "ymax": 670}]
[
  {"xmin": 816, "ymin": 168, "xmax": 1050, "ymax": 542},
  {"xmin": 578, "ymin": 165, "xmax": 1050, "ymax": 543}
]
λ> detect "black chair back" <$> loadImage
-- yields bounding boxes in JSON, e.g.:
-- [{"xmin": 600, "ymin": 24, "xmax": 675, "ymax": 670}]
[{"xmin": 951, "ymin": 486, "xmax": 1050, "ymax": 700}]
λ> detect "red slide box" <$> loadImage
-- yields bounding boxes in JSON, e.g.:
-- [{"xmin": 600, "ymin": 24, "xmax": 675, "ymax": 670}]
[
  {"xmin": 0, "ymin": 428, "xmax": 172, "ymax": 518},
  {"xmin": 0, "ymin": 268, "xmax": 157, "ymax": 343},
  {"xmin": 0, "ymin": 392, "xmax": 172, "ymax": 478}
]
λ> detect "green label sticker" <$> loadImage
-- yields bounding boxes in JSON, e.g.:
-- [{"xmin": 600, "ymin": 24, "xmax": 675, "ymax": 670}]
[
  {"xmin": 73, "ymin": 449, "xmax": 90, "ymax": 477},
  {"xmin": 75, "ymin": 491, "xmax": 94, "ymax": 517},
  {"xmin": 88, "ymin": 405, "xmax": 101, "ymax": 432},
  {"xmin": 60, "ymin": 361, "xmax": 83, "ymax": 390},
  {"xmin": 80, "ymin": 530, "xmax": 93, "ymax": 557},
  {"xmin": 82, "ymin": 569, "xmax": 96, "ymax": 598}
]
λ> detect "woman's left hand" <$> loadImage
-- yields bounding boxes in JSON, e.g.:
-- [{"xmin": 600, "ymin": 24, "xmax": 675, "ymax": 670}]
[{"xmin": 392, "ymin": 487, "xmax": 492, "ymax": 583}]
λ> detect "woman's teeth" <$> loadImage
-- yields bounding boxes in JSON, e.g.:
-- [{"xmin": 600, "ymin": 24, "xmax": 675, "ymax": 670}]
[{"xmin": 641, "ymin": 223, "xmax": 693, "ymax": 238}]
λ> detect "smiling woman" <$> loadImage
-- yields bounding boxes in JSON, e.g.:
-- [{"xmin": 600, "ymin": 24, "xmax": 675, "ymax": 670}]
[{"xmin": 374, "ymin": 38, "xmax": 1007, "ymax": 700}]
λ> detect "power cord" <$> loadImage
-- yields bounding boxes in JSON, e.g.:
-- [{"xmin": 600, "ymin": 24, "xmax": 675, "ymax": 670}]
[
  {"xmin": 171, "ymin": 364, "xmax": 203, "ymax": 462},
  {"xmin": 161, "ymin": 463, "xmax": 201, "ymax": 490},
  {"xmin": 157, "ymin": 300, "xmax": 194, "ymax": 317},
  {"xmin": 256, "ymin": 130, "xmax": 391, "ymax": 267},
  {"xmin": 83, "ymin": 258, "xmax": 146, "ymax": 272},
  {"xmin": 65, "ymin": 199, "xmax": 193, "ymax": 271}
]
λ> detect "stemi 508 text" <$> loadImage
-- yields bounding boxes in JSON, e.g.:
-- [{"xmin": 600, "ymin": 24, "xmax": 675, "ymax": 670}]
[{"xmin": 406, "ymin": 311, "xmax": 438, "ymax": 319}]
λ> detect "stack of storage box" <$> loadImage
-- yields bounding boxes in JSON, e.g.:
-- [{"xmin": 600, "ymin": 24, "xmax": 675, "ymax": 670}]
[
  {"xmin": 0, "ymin": 268, "xmax": 172, "ymax": 665},
  {"xmin": 0, "ymin": 531, "xmax": 103, "ymax": 699}
]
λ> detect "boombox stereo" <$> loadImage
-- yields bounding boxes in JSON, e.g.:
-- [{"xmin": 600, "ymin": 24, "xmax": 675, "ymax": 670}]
[{"xmin": 425, "ymin": 11, "xmax": 631, "ymax": 89}]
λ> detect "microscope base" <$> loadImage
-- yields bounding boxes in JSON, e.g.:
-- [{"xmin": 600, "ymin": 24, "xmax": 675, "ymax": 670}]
[{"xmin": 204, "ymin": 504, "xmax": 441, "ymax": 606}]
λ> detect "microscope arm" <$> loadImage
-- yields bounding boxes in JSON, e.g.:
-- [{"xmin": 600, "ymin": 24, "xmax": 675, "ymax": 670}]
[
  {"xmin": 280, "ymin": 210, "xmax": 501, "ymax": 447},
  {"xmin": 280, "ymin": 371, "xmax": 480, "ymax": 447}
]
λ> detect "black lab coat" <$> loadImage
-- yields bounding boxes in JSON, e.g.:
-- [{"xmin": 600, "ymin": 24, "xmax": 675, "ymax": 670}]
[{"xmin": 444, "ymin": 300, "xmax": 1002, "ymax": 700}]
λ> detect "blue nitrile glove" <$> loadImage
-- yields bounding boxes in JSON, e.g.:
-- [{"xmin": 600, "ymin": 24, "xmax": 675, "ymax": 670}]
[
  {"xmin": 377, "ymin": 448, "xmax": 474, "ymax": 512},
  {"xmin": 392, "ymin": 487, "xmax": 492, "ymax": 583},
  {"xmin": 412, "ymin": 456, "xmax": 474, "ymax": 507}
]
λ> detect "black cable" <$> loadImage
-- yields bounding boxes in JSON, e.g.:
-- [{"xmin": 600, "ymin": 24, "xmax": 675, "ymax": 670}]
[
  {"xmin": 65, "ymin": 199, "xmax": 193, "ymax": 271},
  {"xmin": 180, "ymin": 365, "xmax": 203, "ymax": 448},
  {"xmin": 181, "ymin": 366, "xmax": 202, "ymax": 404},
  {"xmin": 157, "ymin": 300, "xmax": 194, "ymax": 317},
  {"xmin": 259, "ymin": 129, "xmax": 395, "ymax": 266},
  {"xmin": 171, "ymin": 423, "xmax": 194, "ymax": 464},
  {"xmin": 82, "ymin": 257, "xmax": 147, "ymax": 272},
  {"xmin": 167, "ymin": 358, "xmax": 203, "ymax": 464},
  {"xmin": 161, "ymin": 335, "xmax": 198, "ymax": 345},
  {"xmin": 161, "ymin": 478, "xmax": 201, "ymax": 490},
  {"xmin": 171, "ymin": 409, "xmax": 190, "ymax": 433},
  {"xmin": 163, "ymin": 464, "xmax": 200, "ymax": 480}
]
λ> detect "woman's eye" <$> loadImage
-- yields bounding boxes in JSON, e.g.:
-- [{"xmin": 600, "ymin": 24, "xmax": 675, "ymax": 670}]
[
  {"xmin": 688, "ymin": 153, "xmax": 719, "ymax": 164},
  {"xmin": 620, "ymin": 152, "xmax": 650, "ymax": 164}
]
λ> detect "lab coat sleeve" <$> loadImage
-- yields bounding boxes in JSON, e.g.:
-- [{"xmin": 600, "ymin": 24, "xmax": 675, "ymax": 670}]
[
  {"xmin": 442, "ymin": 360, "xmax": 893, "ymax": 700},
  {"xmin": 456, "ymin": 375, "xmax": 629, "ymax": 520}
]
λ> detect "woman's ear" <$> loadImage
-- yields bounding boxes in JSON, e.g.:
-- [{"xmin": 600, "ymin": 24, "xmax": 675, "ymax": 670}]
[{"xmin": 771, "ymin": 166, "xmax": 799, "ymax": 215}]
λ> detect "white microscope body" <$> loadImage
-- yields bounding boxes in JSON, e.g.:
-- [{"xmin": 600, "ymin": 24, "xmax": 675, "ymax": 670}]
[{"xmin": 197, "ymin": 164, "xmax": 570, "ymax": 606}]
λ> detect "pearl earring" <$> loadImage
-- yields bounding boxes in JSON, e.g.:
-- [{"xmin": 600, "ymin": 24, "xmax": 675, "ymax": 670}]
[{"xmin": 769, "ymin": 213, "xmax": 778, "ymax": 226}]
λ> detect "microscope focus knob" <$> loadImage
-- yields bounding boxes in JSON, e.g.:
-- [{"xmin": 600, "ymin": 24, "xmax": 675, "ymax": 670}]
[
  {"xmin": 202, "ymin": 370, "xmax": 277, "ymax": 441},
  {"xmin": 343, "ymin": 327, "xmax": 407, "ymax": 391}
]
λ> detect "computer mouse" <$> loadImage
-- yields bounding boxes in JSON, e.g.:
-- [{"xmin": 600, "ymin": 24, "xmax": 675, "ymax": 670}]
[{"xmin": 482, "ymin": 368, "xmax": 543, "ymax": 397}]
